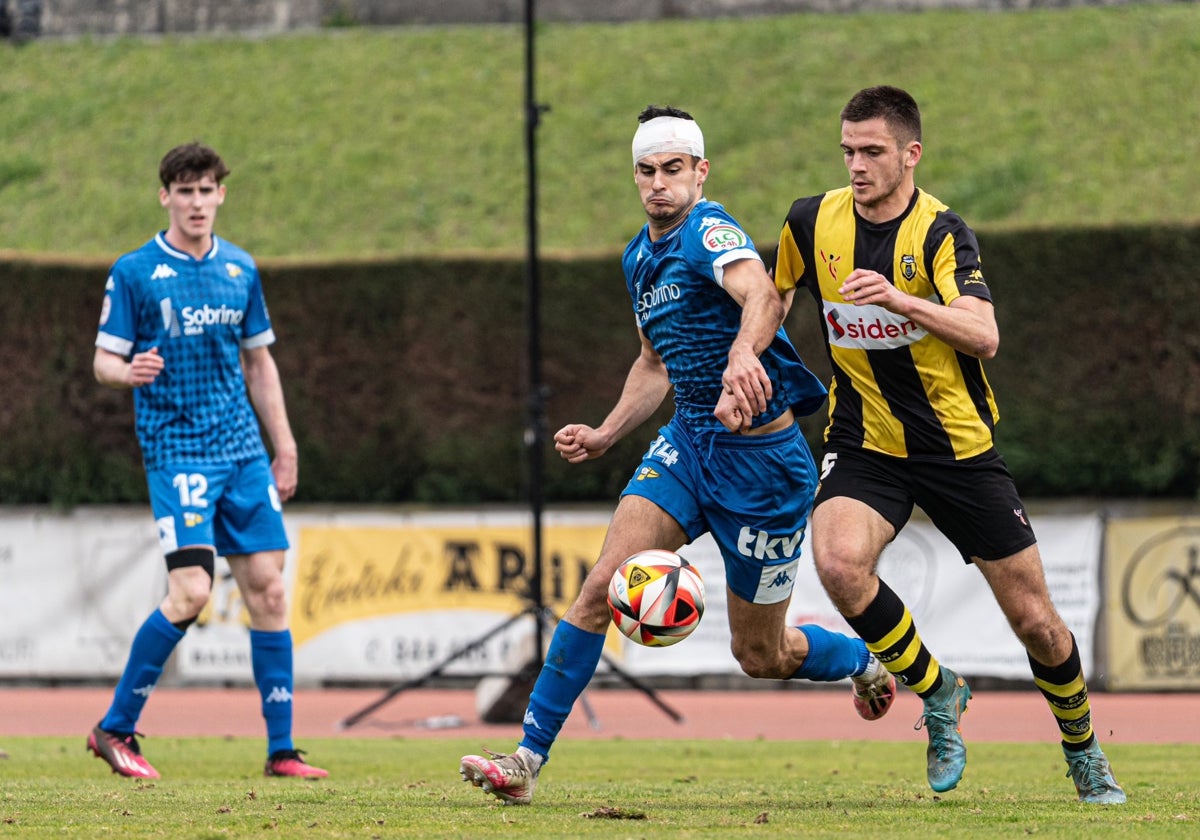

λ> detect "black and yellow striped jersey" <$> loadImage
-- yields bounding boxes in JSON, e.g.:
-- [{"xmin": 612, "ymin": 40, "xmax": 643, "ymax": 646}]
[{"xmin": 774, "ymin": 186, "xmax": 999, "ymax": 461}]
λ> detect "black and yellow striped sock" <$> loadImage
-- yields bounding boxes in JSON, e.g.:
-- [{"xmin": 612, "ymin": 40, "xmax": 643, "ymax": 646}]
[
  {"xmin": 1029, "ymin": 634, "xmax": 1094, "ymax": 751},
  {"xmin": 843, "ymin": 579, "xmax": 942, "ymax": 699}
]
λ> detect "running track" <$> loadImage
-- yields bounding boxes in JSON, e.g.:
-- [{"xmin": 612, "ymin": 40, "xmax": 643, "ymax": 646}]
[{"xmin": 2, "ymin": 685, "xmax": 1195, "ymax": 744}]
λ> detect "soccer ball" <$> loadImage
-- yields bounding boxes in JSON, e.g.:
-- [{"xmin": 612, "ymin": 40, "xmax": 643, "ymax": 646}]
[{"xmin": 607, "ymin": 550, "xmax": 705, "ymax": 647}]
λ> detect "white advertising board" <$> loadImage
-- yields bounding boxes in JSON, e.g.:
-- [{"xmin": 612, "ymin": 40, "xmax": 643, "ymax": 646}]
[{"xmin": 0, "ymin": 506, "xmax": 1100, "ymax": 684}]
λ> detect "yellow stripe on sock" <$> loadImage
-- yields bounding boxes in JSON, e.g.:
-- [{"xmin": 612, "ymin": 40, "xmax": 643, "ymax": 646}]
[
  {"xmin": 1033, "ymin": 674, "xmax": 1087, "ymax": 698},
  {"xmin": 865, "ymin": 608, "xmax": 914, "ymax": 654},
  {"xmin": 909, "ymin": 659, "xmax": 942, "ymax": 695}
]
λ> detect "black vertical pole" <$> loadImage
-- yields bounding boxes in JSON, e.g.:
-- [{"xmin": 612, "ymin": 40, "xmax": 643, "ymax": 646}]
[
  {"xmin": 524, "ymin": 0, "xmax": 548, "ymax": 665},
  {"xmin": 337, "ymin": 2, "xmax": 681, "ymax": 732}
]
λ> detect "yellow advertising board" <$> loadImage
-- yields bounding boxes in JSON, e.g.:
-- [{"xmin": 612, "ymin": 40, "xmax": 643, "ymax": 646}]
[
  {"xmin": 289, "ymin": 523, "xmax": 608, "ymax": 647},
  {"xmin": 1104, "ymin": 517, "xmax": 1200, "ymax": 690}
]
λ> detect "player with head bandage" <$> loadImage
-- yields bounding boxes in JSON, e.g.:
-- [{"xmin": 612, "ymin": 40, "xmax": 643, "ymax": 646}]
[{"xmin": 459, "ymin": 105, "xmax": 898, "ymax": 805}]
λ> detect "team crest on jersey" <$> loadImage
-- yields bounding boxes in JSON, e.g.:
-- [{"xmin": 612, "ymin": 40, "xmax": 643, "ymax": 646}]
[
  {"xmin": 901, "ymin": 255, "xmax": 916, "ymax": 280},
  {"xmin": 701, "ymin": 223, "xmax": 748, "ymax": 253},
  {"xmin": 225, "ymin": 263, "xmax": 243, "ymax": 278}
]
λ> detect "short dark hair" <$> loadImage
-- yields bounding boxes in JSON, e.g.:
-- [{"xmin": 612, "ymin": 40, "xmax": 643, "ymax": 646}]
[
  {"xmin": 158, "ymin": 142, "xmax": 230, "ymax": 189},
  {"xmin": 840, "ymin": 86, "xmax": 922, "ymax": 145},
  {"xmin": 638, "ymin": 104, "xmax": 695, "ymax": 124}
]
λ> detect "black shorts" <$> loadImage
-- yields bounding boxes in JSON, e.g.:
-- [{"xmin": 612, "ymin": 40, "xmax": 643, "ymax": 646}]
[{"xmin": 814, "ymin": 447, "xmax": 1037, "ymax": 563}]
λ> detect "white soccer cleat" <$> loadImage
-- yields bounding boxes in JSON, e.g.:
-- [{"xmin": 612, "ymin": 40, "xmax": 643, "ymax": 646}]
[
  {"xmin": 459, "ymin": 747, "xmax": 541, "ymax": 805},
  {"xmin": 850, "ymin": 656, "xmax": 897, "ymax": 721}
]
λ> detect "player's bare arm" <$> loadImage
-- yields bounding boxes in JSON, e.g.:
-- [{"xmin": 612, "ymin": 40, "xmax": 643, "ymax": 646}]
[
  {"xmin": 715, "ymin": 258, "xmax": 782, "ymax": 422},
  {"xmin": 241, "ymin": 346, "xmax": 299, "ymax": 501},
  {"xmin": 93, "ymin": 346, "xmax": 163, "ymax": 389},
  {"xmin": 839, "ymin": 268, "xmax": 999, "ymax": 359},
  {"xmin": 554, "ymin": 332, "xmax": 671, "ymax": 464},
  {"xmin": 715, "ymin": 271, "xmax": 797, "ymax": 431}
]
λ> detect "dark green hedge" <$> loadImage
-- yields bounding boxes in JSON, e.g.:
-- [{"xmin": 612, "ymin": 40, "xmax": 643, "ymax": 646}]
[{"xmin": 4, "ymin": 224, "xmax": 1198, "ymax": 505}]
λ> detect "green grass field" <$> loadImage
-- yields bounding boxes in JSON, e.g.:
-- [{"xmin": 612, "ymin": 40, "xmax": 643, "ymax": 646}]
[
  {"xmin": 0, "ymin": 5, "xmax": 1197, "ymax": 261},
  {"xmin": 0, "ymin": 737, "xmax": 1193, "ymax": 838}
]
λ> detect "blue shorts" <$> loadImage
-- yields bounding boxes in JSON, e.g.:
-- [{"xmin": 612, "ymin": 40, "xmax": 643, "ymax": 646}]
[
  {"xmin": 620, "ymin": 418, "xmax": 818, "ymax": 605},
  {"xmin": 147, "ymin": 456, "xmax": 289, "ymax": 557}
]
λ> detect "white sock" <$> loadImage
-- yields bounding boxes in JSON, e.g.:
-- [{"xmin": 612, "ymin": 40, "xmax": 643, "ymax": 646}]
[
  {"xmin": 853, "ymin": 655, "xmax": 884, "ymax": 683},
  {"xmin": 515, "ymin": 746, "xmax": 544, "ymax": 770}
]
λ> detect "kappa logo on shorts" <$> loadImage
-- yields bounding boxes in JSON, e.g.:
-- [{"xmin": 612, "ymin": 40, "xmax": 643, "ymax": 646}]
[
  {"xmin": 766, "ymin": 569, "xmax": 793, "ymax": 589},
  {"xmin": 754, "ymin": 556, "xmax": 800, "ymax": 604}
]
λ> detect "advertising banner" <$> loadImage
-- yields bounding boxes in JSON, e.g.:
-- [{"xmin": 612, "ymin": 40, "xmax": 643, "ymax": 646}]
[
  {"xmin": 0, "ymin": 506, "xmax": 1106, "ymax": 684},
  {"xmin": 173, "ymin": 510, "xmax": 612, "ymax": 682},
  {"xmin": 783, "ymin": 515, "xmax": 1103, "ymax": 681},
  {"xmin": 554, "ymin": 514, "xmax": 1104, "ymax": 682},
  {"xmin": 0, "ymin": 508, "xmax": 164, "ymax": 678},
  {"xmin": 1104, "ymin": 517, "xmax": 1200, "ymax": 690}
]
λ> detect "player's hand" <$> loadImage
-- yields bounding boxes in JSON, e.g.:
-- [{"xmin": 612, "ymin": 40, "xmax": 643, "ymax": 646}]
[
  {"xmin": 271, "ymin": 450, "xmax": 298, "ymax": 502},
  {"xmin": 714, "ymin": 389, "xmax": 752, "ymax": 433},
  {"xmin": 554, "ymin": 423, "xmax": 611, "ymax": 463},
  {"xmin": 839, "ymin": 268, "xmax": 900, "ymax": 309},
  {"xmin": 128, "ymin": 347, "xmax": 164, "ymax": 387},
  {"xmin": 720, "ymin": 346, "xmax": 771, "ymax": 420}
]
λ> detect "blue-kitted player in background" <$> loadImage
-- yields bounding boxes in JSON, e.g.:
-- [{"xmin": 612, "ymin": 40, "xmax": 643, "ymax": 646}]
[{"xmin": 88, "ymin": 142, "xmax": 327, "ymax": 780}]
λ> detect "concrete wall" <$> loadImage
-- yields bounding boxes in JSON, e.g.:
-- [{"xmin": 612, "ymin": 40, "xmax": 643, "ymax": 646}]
[
  {"xmin": 15, "ymin": 0, "xmax": 1169, "ymax": 39},
  {"xmin": 35, "ymin": 0, "xmax": 321, "ymax": 37}
]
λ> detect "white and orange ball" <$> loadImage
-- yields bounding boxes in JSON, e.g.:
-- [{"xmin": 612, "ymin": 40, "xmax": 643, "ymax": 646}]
[{"xmin": 607, "ymin": 550, "xmax": 705, "ymax": 647}]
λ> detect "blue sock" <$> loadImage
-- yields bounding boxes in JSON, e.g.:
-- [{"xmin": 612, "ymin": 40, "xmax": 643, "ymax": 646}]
[
  {"xmin": 518, "ymin": 620, "xmax": 606, "ymax": 762},
  {"xmin": 101, "ymin": 608, "xmax": 184, "ymax": 733},
  {"xmin": 791, "ymin": 625, "xmax": 870, "ymax": 682},
  {"xmin": 250, "ymin": 628, "xmax": 294, "ymax": 757}
]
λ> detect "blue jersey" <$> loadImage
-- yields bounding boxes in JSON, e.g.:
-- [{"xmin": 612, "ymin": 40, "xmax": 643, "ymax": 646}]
[
  {"xmin": 96, "ymin": 233, "xmax": 274, "ymax": 469},
  {"xmin": 621, "ymin": 199, "xmax": 826, "ymax": 434}
]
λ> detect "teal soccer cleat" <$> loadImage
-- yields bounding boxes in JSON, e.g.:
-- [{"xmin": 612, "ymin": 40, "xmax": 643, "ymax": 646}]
[
  {"xmin": 914, "ymin": 667, "xmax": 971, "ymax": 792},
  {"xmin": 1064, "ymin": 742, "xmax": 1127, "ymax": 804}
]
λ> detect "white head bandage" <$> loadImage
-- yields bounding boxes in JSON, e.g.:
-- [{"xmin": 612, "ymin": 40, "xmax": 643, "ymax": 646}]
[{"xmin": 632, "ymin": 116, "xmax": 705, "ymax": 165}]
